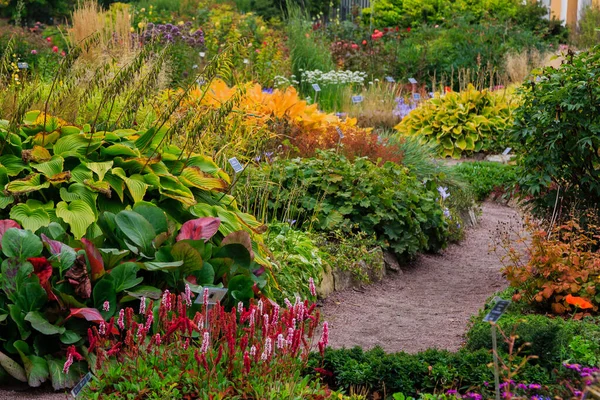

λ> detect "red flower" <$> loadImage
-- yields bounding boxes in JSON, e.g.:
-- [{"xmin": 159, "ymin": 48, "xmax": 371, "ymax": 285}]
[
  {"xmin": 407, "ymin": 27, "xmax": 411, "ymax": 32},
  {"xmin": 60, "ymin": 51, "xmax": 66, "ymax": 57},
  {"xmin": 362, "ymin": 40, "xmax": 367, "ymax": 45},
  {"xmin": 351, "ymin": 43, "xmax": 358, "ymax": 49},
  {"xmin": 444, "ymin": 86, "xmax": 452, "ymax": 93},
  {"xmin": 52, "ymin": 46, "xmax": 58, "ymax": 53},
  {"xmin": 46, "ymin": 37, "xmax": 52, "ymax": 42}
]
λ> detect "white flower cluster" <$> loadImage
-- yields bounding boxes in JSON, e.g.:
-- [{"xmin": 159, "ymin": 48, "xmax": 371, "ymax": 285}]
[
  {"xmin": 300, "ymin": 69, "xmax": 368, "ymax": 85},
  {"xmin": 274, "ymin": 75, "xmax": 299, "ymax": 88}
]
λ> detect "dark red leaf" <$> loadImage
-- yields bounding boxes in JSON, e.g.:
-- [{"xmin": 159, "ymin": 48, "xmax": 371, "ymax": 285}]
[
  {"xmin": 28, "ymin": 257, "xmax": 58, "ymax": 302},
  {"xmin": 81, "ymin": 238, "xmax": 105, "ymax": 281},
  {"xmin": 176, "ymin": 217, "xmax": 220, "ymax": 242}
]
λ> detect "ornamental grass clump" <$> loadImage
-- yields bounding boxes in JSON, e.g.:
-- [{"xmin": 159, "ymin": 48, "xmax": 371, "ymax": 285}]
[{"xmin": 83, "ymin": 289, "xmax": 330, "ymax": 398}]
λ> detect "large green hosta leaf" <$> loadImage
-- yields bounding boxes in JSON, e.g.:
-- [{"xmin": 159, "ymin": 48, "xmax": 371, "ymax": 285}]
[
  {"xmin": 111, "ymin": 168, "xmax": 148, "ymax": 203},
  {"xmin": 55, "ymin": 200, "xmax": 95, "ymax": 239},
  {"xmin": 52, "ymin": 134, "xmax": 102, "ymax": 158},
  {"xmin": 60, "ymin": 183, "xmax": 98, "ymax": 217},
  {"xmin": 114, "ymin": 210, "xmax": 156, "ymax": 256},
  {"xmin": 0, "ymin": 154, "xmax": 27, "ymax": 176},
  {"xmin": 9, "ymin": 200, "xmax": 52, "ymax": 233},
  {"xmin": 83, "ymin": 160, "xmax": 113, "ymax": 181},
  {"xmin": 30, "ymin": 156, "xmax": 64, "ymax": 178},
  {"xmin": 179, "ymin": 167, "xmax": 228, "ymax": 191},
  {"xmin": 5, "ymin": 173, "xmax": 50, "ymax": 195}
]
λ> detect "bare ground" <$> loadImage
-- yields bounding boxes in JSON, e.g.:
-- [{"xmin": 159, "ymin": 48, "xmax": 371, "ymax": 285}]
[{"xmin": 320, "ymin": 201, "xmax": 520, "ymax": 354}]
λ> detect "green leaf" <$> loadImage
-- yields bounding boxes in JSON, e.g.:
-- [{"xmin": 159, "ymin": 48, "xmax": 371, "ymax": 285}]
[
  {"xmin": 114, "ymin": 210, "xmax": 156, "ymax": 255},
  {"xmin": 0, "ymin": 154, "xmax": 27, "ymax": 176},
  {"xmin": 70, "ymin": 164, "xmax": 93, "ymax": 184},
  {"xmin": 0, "ymin": 350, "xmax": 27, "ymax": 382},
  {"xmin": 83, "ymin": 160, "xmax": 114, "ymax": 181},
  {"xmin": 2, "ymin": 228, "xmax": 42, "ymax": 259},
  {"xmin": 171, "ymin": 241, "xmax": 203, "ymax": 275},
  {"xmin": 99, "ymin": 248, "xmax": 130, "ymax": 269},
  {"xmin": 59, "ymin": 330, "xmax": 82, "ymax": 345},
  {"xmin": 14, "ymin": 341, "xmax": 50, "ymax": 387},
  {"xmin": 9, "ymin": 200, "xmax": 52, "ymax": 233},
  {"xmin": 25, "ymin": 311, "xmax": 66, "ymax": 335},
  {"xmin": 141, "ymin": 260, "xmax": 184, "ymax": 271},
  {"xmin": 132, "ymin": 202, "xmax": 168, "ymax": 234},
  {"xmin": 111, "ymin": 168, "xmax": 148, "ymax": 203},
  {"xmin": 93, "ymin": 279, "xmax": 117, "ymax": 319},
  {"xmin": 53, "ymin": 134, "xmax": 101, "ymax": 158},
  {"xmin": 47, "ymin": 358, "xmax": 84, "ymax": 390},
  {"xmin": 106, "ymin": 262, "xmax": 142, "ymax": 292},
  {"xmin": 0, "ymin": 193, "xmax": 14, "ymax": 209},
  {"xmin": 179, "ymin": 167, "xmax": 228, "ymax": 191},
  {"xmin": 5, "ymin": 173, "xmax": 50, "ymax": 195},
  {"xmin": 101, "ymin": 143, "xmax": 140, "ymax": 158},
  {"xmin": 55, "ymin": 200, "xmax": 95, "ymax": 239},
  {"xmin": 30, "ymin": 156, "xmax": 64, "ymax": 178},
  {"xmin": 124, "ymin": 285, "xmax": 162, "ymax": 299}
]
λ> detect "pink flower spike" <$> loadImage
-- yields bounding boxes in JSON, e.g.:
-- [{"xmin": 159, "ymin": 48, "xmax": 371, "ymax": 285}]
[
  {"xmin": 117, "ymin": 309, "xmax": 125, "ymax": 330},
  {"xmin": 31, "ymin": 49, "xmax": 37, "ymax": 55},
  {"xmin": 102, "ymin": 301, "xmax": 110, "ymax": 312},
  {"xmin": 321, "ymin": 321, "xmax": 329, "ymax": 347},
  {"xmin": 237, "ymin": 301, "xmax": 244, "ymax": 314},
  {"xmin": 184, "ymin": 284, "xmax": 192, "ymax": 307},
  {"xmin": 63, "ymin": 354, "xmax": 73, "ymax": 374},
  {"xmin": 203, "ymin": 288, "xmax": 209, "ymax": 309},
  {"xmin": 277, "ymin": 333, "xmax": 285, "ymax": 349},
  {"xmin": 201, "ymin": 331, "xmax": 210, "ymax": 353},
  {"xmin": 139, "ymin": 297, "xmax": 146, "ymax": 315},
  {"xmin": 162, "ymin": 290, "xmax": 171, "ymax": 310},
  {"xmin": 309, "ymin": 277, "xmax": 316, "ymax": 297}
]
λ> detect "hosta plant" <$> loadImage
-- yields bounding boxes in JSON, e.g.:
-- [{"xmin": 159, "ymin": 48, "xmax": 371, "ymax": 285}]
[
  {"xmin": 395, "ymin": 85, "xmax": 516, "ymax": 158},
  {"xmin": 0, "ymin": 212, "xmax": 266, "ymax": 389},
  {"xmin": 0, "ymin": 111, "xmax": 269, "ymax": 265}
]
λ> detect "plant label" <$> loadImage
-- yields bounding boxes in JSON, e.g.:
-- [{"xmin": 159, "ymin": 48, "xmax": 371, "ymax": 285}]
[
  {"xmin": 17, "ymin": 62, "xmax": 28, "ymax": 69},
  {"xmin": 336, "ymin": 126, "xmax": 344, "ymax": 139},
  {"xmin": 243, "ymin": 58, "xmax": 249, "ymax": 64},
  {"xmin": 194, "ymin": 287, "xmax": 228, "ymax": 305},
  {"xmin": 312, "ymin": 83, "xmax": 321, "ymax": 92},
  {"xmin": 429, "ymin": 92, "xmax": 435, "ymax": 98},
  {"xmin": 413, "ymin": 93, "xmax": 421, "ymax": 101},
  {"xmin": 199, "ymin": 52, "xmax": 206, "ymax": 58},
  {"xmin": 228, "ymin": 157, "xmax": 244, "ymax": 174},
  {"xmin": 71, "ymin": 372, "xmax": 92, "ymax": 397},
  {"xmin": 502, "ymin": 147, "xmax": 512, "ymax": 155},
  {"xmin": 385, "ymin": 76, "xmax": 395, "ymax": 83},
  {"xmin": 351, "ymin": 95, "xmax": 363, "ymax": 104},
  {"xmin": 408, "ymin": 78, "xmax": 418, "ymax": 84},
  {"xmin": 483, "ymin": 299, "xmax": 510, "ymax": 323}
]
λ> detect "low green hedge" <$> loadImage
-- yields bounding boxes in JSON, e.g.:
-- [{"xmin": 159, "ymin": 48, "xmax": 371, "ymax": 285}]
[{"xmin": 451, "ymin": 161, "xmax": 517, "ymax": 201}]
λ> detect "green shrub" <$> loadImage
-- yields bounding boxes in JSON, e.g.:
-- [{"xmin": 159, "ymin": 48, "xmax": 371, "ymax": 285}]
[
  {"xmin": 452, "ymin": 161, "xmax": 517, "ymax": 201},
  {"xmin": 395, "ymin": 86, "xmax": 517, "ymax": 159},
  {"xmin": 511, "ymin": 46, "xmax": 600, "ymax": 217},
  {"xmin": 466, "ymin": 310, "xmax": 600, "ymax": 369},
  {"xmin": 241, "ymin": 150, "xmax": 448, "ymax": 259},
  {"xmin": 266, "ymin": 222, "xmax": 327, "ymax": 302}
]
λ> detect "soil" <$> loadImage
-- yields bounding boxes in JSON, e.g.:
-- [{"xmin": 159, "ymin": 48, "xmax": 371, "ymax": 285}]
[
  {"xmin": 0, "ymin": 386, "xmax": 68, "ymax": 400},
  {"xmin": 320, "ymin": 200, "xmax": 520, "ymax": 354}
]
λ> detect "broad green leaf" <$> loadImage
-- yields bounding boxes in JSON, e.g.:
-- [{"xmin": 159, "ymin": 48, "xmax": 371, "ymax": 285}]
[
  {"xmin": 171, "ymin": 241, "xmax": 203, "ymax": 275},
  {"xmin": 0, "ymin": 193, "xmax": 14, "ymax": 209},
  {"xmin": 25, "ymin": 311, "xmax": 66, "ymax": 335},
  {"xmin": 83, "ymin": 179, "xmax": 111, "ymax": 196},
  {"xmin": 124, "ymin": 285, "xmax": 162, "ymax": 299},
  {"xmin": 99, "ymin": 248, "xmax": 130, "ymax": 269},
  {"xmin": 83, "ymin": 161, "xmax": 113, "ymax": 181},
  {"xmin": 179, "ymin": 167, "xmax": 228, "ymax": 191},
  {"xmin": 70, "ymin": 164, "xmax": 93, "ymax": 184},
  {"xmin": 59, "ymin": 330, "xmax": 82, "ymax": 345},
  {"xmin": 104, "ymin": 173, "xmax": 125, "ymax": 202},
  {"xmin": 132, "ymin": 202, "xmax": 168, "ymax": 234},
  {"xmin": 101, "ymin": 143, "xmax": 140, "ymax": 158},
  {"xmin": 111, "ymin": 168, "xmax": 148, "ymax": 203},
  {"xmin": 5, "ymin": 173, "xmax": 50, "ymax": 195},
  {"xmin": 93, "ymin": 279, "xmax": 116, "ymax": 319},
  {"xmin": 9, "ymin": 200, "xmax": 51, "ymax": 233},
  {"xmin": 22, "ymin": 145, "xmax": 51, "ymax": 163},
  {"xmin": 0, "ymin": 350, "xmax": 26, "ymax": 382},
  {"xmin": 52, "ymin": 134, "xmax": 101, "ymax": 158},
  {"xmin": 47, "ymin": 358, "xmax": 84, "ymax": 390},
  {"xmin": 0, "ymin": 154, "xmax": 27, "ymax": 176},
  {"xmin": 114, "ymin": 210, "xmax": 155, "ymax": 255},
  {"xmin": 2, "ymin": 228, "xmax": 42, "ymax": 259},
  {"xmin": 141, "ymin": 260, "xmax": 183, "ymax": 271},
  {"xmin": 31, "ymin": 156, "xmax": 64, "ymax": 178},
  {"xmin": 56, "ymin": 200, "xmax": 95, "ymax": 239},
  {"xmin": 106, "ymin": 262, "xmax": 142, "ymax": 292}
]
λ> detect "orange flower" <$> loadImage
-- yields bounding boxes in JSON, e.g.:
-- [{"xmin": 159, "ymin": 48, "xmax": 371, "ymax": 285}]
[{"xmin": 565, "ymin": 294, "xmax": 593, "ymax": 309}]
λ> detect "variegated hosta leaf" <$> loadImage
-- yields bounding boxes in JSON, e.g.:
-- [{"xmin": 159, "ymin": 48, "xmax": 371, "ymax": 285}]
[
  {"xmin": 21, "ymin": 145, "xmax": 51, "ymax": 163},
  {"xmin": 83, "ymin": 161, "xmax": 114, "ymax": 181},
  {"xmin": 179, "ymin": 167, "xmax": 228, "ymax": 191},
  {"xmin": 5, "ymin": 173, "xmax": 50, "ymax": 195}
]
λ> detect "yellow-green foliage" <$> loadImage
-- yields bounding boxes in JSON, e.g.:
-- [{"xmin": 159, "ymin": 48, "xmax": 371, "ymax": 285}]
[{"xmin": 395, "ymin": 85, "xmax": 516, "ymax": 159}]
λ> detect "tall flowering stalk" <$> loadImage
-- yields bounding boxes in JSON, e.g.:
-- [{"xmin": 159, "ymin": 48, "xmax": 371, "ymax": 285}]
[{"xmin": 83, "ymin": 290, "xmax": 327, "ymax": 398}]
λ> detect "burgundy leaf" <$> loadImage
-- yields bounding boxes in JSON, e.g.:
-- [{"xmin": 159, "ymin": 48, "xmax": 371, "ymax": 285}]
[
  {"xmin": 41, "ymin": 234, "xmax": 64, "ymax": 255},
  {"xmin": 28, "ymin": 257, "xmax": 58, "ymax": 302},
  {"xmin": 221, "ymin": 231, "xmax": 254, "ymax": 259},
  {"xmin": 81, "ymin": 238, "xmax": 105, "ymax": 281},
  {"xmin": 176, "ymin": 217, "xmax": 221, "ymax": 242}
]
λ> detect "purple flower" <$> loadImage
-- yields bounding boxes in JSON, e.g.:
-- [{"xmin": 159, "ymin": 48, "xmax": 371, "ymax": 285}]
[
  {"xmin": 437, "ymin": 186, "xmax": 450, "ymax": 200},
  {"xmin": 443, "ymin": 207, "xmax": 450, "ymax": 218},
  {"xmin": 516, "ymin": 383, "xmax": 528, "ymax": 390},
  {"xmin": 528, "ymin": 383, "xmax": 541, "ymax": 390},
  {"xmin": 30, "ymin": 49, "xmax": 37, "ymax": 55},
  {"xmin": 446, "ymin": 390, "xmax": 458, "ymax": 395}
]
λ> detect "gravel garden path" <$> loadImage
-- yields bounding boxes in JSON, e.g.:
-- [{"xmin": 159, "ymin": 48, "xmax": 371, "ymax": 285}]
[{"xmin": 320, "ymin": 201, "xmax": 520, "ymax": 354}]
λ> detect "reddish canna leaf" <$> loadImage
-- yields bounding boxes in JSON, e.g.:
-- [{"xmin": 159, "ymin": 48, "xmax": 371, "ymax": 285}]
[
  {"xmin": 176, "ymin": 217, "xmax": 220, "ymax": 242},
  {"xmin": 28, "ymin": 256, "xmax": 58, "ymax": 302},
  {"xmin": 81, "ymin": 238, "xmax": 105, "ymax": 281},
  {"xmin": 67, "ymin": 308, "xmax": 104, "ymax": 323}
]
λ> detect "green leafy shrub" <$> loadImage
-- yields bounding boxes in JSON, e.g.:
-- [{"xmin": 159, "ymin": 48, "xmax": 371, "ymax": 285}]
[
  {"xmin": 452, "ymin": 161, "xmax": 517, "ymax": 201},
  {"xmin": 266, "ymin": 222, "xmax": 327, "ymax": 302},
  {"xmin": 511, "ymin": 46, "xmax": 600, "ymax": 217},
  {"xmin": 241, "ymin": 150, "xmax": 448, "ymax": 259},
  {"xmin": 466, "ymin": 306, "xmax": 600, "ymax": 369},
  {"xmin": 395, "ymin": 85, "xmax": 516, "ymax": 159}
]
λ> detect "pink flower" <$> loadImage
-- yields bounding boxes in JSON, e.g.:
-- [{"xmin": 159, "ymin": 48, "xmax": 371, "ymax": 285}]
[
  {"xmin": 154, "ymin": 333, "xmax": 161, "ymax": 346},
  {"xmin": 201, "ymin": 331, "xmax": 210, "ymax": 353},
  {"xmin": 203, "ymin": 287, "xmax": 209, "ymax": 309},
  {"xmin": 284, "ymin": 298, "xmax": 292, "ymax": 309},
  {"xmin": 351, "ymin": 43, "xmax": 358, "ymax": 49},
  {"xmin": 277, "ymin": 333, "xmax": 285, "ymax": 349},
  {"xmin": 60, "ymin": 51, "xmax": 65, "ymax": 57},
  {"xmin": 197, "ymin": 315, "xmax": 204, "ymax": 330},
  {"xmin": 117, "ymin": 309, "xmax": 125, "ymax": 330},
  {"xmin": 249, "ymin": 308, "xmax": 256, "ymax": 327},
  {"xmin": 103, "ymin": 301, "xmax": 110, "ymax": 312},
  {"xmin": 183, "ymin": 338, "xmax": 189, "ymax": 350},
  {"xmin": 249, "ymin": 345, "xmax": 257, "ymax": 357},
  {"xmin": 139, "ymin": 297, "xmax": 146, "ymax": 315},
  {"xmin": 145, "ymin": 313, "xmax": 153, "ymax": 331},
  {"xmin": 46, "ymin": 37, "xmax": 52, "ymax": 42},
  {"xmin": 263, "ymin": 313, "xmax": 269, "ymax": 331},
  {"xmin": 162, "ymin": 290, "xmax": 171, "ymax": 310},
  {"xmin": 52, "ymin": 46, "xmax": 58, "ymax": 53},
  {"xmin": 258, "ymin": 299, "xmax": 263, "ymax": 314},
  {"xmin": 99, "ymin": 322, "xmax": 106, "ymax": 336},
  {"xmin": 30, "ymin": 49, "xmax": 37, "ymax": 55},
  {"xmin": 63, "ymin": 346, "xmax": 83, "ymax": 374},
  {"xmin": 320, "ymin": 321, "xmax": 329, "ymax": 346},
  {"xmin": 309, "ymin": 277, "xmax": 316, "ymax": 297},
  {"xmin": 184, "ymin": 284, "xmax": 192, "ymax": 307},
  {"xmin": 286, "ymin": 327, "xmax": 294, "ymax": 346},
  {"xmin": 272, "ymin": 305, "xmax": 280, "ymax": 325},
  {"xmin": 237, "ymin": 301, "xmax": 244, "ymax": 314}
]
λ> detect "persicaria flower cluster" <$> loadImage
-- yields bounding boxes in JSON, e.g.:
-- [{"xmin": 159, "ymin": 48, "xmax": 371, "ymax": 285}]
[{"xmin": 142, "ymin": 22, "xmax": 204, "ymax": 47}]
